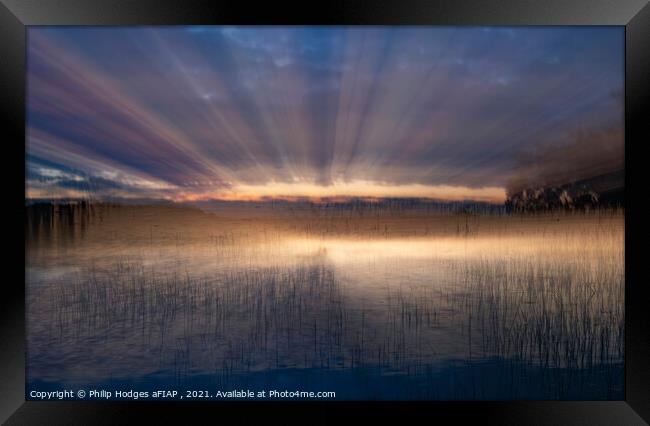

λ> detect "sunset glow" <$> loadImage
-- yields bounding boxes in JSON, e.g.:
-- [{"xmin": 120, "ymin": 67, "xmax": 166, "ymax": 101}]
[{"xmin": 175, "ymin": 181, "xmax": 507, "ymax": 203}]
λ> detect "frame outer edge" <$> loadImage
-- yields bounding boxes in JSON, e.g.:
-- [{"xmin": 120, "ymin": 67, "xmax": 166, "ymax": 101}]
[
  {"xmin": 625, "ymin": 1, "xmax": 650, "ymax": 424},
  {"xmin": 1, "ymin": 0, "xmax": 648, "ymax": 423},
  {"xmin": 0, "ymin": 0, "xmax": 649, "ymax": 25},
  {"xmin": 0, "ymin": 0, "xmax": 26, "ymax": 424}
]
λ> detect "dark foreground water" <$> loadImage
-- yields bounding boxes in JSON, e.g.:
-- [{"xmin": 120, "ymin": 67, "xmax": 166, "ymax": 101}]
[
  {"xmin": 26, "ymin": 203, "xmax": 624, "ymax": 400},
  {"xmin": 30, "ymin": 361, "xmax": 623, "ymax": 401}
]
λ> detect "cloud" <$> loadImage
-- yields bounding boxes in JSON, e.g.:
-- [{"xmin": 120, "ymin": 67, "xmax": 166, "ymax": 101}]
[
  {"xmin": 26, "ymin": 27, "xmax": 623, "ymax": 202},
  {"xmin": 506, "ymin": 126, "xmax": 624, "ymax": 195}
]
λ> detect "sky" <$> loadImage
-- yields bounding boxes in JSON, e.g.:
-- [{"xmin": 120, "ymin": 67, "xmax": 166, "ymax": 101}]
[{"xmin": 26, "ymin": 26, "xmax": 624, "ymax": 203}]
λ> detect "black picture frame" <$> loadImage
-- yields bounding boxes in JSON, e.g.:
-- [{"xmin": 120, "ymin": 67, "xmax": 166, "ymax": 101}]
[{"xmin": 2, "ymin": 0, "xmax": 648, "ymax": 423}]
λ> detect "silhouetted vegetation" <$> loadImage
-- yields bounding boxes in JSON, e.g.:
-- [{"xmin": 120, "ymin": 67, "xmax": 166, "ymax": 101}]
[{"xmin": 26, "ymin": 203, "xmax": 624, "ymax": 399}]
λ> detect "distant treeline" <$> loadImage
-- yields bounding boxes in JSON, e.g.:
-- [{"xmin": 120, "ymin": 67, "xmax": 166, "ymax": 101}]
[
  {"xmin": 25, "ymin": 200, "xmax": 97, "ymax": 242},
  {"xmin": 26, "ymin": 187, "xmax": 625, "ymax": 223},
  {"xmin": 505, "ymin": 171, "xmax": 624, "ymax": 213},
  {"xmin": 193, "ymin": 197, "xmax": 509, "ymax": 216}
]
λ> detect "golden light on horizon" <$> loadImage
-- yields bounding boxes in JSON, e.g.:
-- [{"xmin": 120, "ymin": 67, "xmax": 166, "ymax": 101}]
[{"xmin": 176, "ymin": 180, "xmax": 507, "ymax": 203}]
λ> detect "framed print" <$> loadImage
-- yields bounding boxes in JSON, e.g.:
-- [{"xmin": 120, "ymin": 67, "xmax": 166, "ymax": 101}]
[{"xmin": 2, "ymin": 0, "xmax": 649, "ymax": 423}]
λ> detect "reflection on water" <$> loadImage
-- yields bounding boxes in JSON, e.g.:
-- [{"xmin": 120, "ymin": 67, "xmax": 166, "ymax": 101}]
[{"xmin": 26, "ymin": 203, "xmax": 624, "ymax": 400}]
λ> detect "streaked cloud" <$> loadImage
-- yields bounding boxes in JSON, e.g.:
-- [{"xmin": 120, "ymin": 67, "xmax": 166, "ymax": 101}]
[{"xmin": 26, "ymin": 26, "xmax": 623, "ymax": 202}]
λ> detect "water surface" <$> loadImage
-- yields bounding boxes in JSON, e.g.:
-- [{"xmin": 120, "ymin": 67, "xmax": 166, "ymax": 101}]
[{"xmin": 26, "ymin": 203, "xmax": 624, "ymax": 400}]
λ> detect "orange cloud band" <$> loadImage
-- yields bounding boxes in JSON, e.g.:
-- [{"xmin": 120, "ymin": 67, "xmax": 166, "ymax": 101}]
[{"xmin": 176, "ymin": 180, "xmax": 507, "ymax": 203}]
